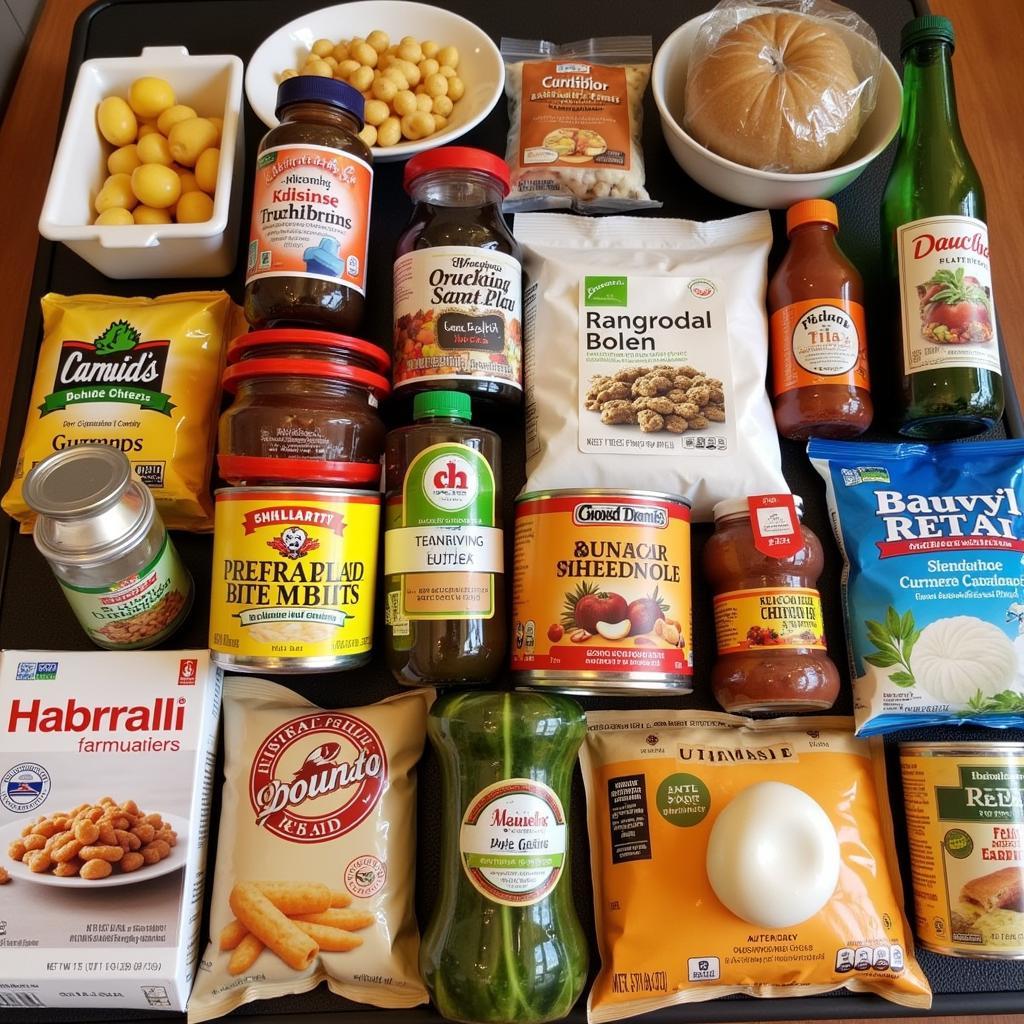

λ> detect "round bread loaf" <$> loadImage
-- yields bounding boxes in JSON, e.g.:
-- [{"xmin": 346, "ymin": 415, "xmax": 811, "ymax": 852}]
[{"xmin": 684, "ymin": 11, "xmax": 863, "ymax": 173}]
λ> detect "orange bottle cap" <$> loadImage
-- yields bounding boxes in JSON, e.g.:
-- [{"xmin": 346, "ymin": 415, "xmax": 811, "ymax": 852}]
[{"xmin": 786, "ymin": 199, "xmax": 839, "ymax": 235}]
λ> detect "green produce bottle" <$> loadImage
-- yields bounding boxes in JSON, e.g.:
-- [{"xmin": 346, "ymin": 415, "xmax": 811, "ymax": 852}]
[
  {"xmin": 421, "ymin": 690, "xmax": 589, "ymax": 1024},
  {"xmin": 881, "ymin": 15, "xmax": 1003, "ymax": 438}
]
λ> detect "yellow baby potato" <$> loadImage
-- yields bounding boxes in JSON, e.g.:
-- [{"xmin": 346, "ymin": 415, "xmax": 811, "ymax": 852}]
[
  {"xmin": 168, "ymin": 117, "xmax": 218, "ymax": 167},
  {"xmin": 358, "ymin": 123, "xmax": 378, "ymax": 147},
  {"xmin": 174, "ymin": 166, "xmax": 201, "ymax": 193},
  {"xmin": 306, "ymin": 58, "xmax": 334, "ymax": 78},
  {"xmin": 382, "ymin": 67, "xmax": 409, "ymax": 90},
  {"xmin": 133, "ymin": 205, "xmax": 172, "ymax": 225},
  {"xmin": 336, "ymin": 59, "xmax": 361, "ymax": 79},
  {"xmin": 397, "ymin": 40, "xmax": 422, "ymax": 64},
  {"xmin": 418, "ymin": 58, "xmax": 440, "ymax": 79},
  {"xmin": 432, "ymin": 113, "xmax": 448, "ymax": 131},
  {"xmin": 348, "ymin": 36, "xmax": 366, "ymax": 50},
  {"xmin": 128, "ymin": 77, "xmax": 175, "ymax": 119},
  {"xmin": 176, "ymin": 190, "xmax": 214, "ymax": 223},
  {"xmin": 437, "ymin": 46, "xmax": 459, "ymax": 69},
  {"xmin": 377, "ymin": 116, "xmax": 401, "ymax": 147},
  {"xmin": 364, "ymin": 99, "xmax": 390, "ymax": 126},
  {"xmin": 416, "ymin": 92, "xmax": 434, "ymax": 112},
  {"xmin": 136, "ymin": 131, "xmax": 174, "ymax": 166},
  {"xmin": 393, "ymin": 89, "xmax": 417, "ymax": 116},
  {"xmin": 194, "ymin": 147, "xmax": 220, "ymax": 193},
  {"xmin": 323, "ymin": 55, "xmax": 339, "ymax": 70},
  {"xmin": 424, "ymin": 72, "xmax": 448, "ymax": 98},
  {"xmin": 421, "ymin": 40, "xmax": 440, "ymax": 59},
  {"xmin": 278, "ymin": 68, "xmax": 298, "ymax": 82},
  {"xmin": 401, "ymin": 110, "xmax": 434, "ymax": 140},
  {"xmin": 208, "ymin": 116, "xmax": 223, "ymax": 142},
  {"xmin": 447, "ymin": 75, "xmax": 465, "ymax": 101},
  {"xmin": 333, "ymin": 42, "xmax": 350, "ymax": 62},
  {"xmin": 366, "ymin": 30, "xmax": 390, "ymax": 53},
  {"xmin": 349, "ymin": 65, "xmax": 374, "ymax": 92},
  {"xmin": 351, "ymin": 42, "xmax": 378, "ymax": 67},
  {"xmin": 396, "ymin": 60, "xmax": 421, "ymax": 86},
  {"xmin": 432, "ymin": 94, "xmax": 453, "ymax": 117},
  {"xmin": 97, "ymin": 96, "xmax": 137, "ymax": 146},
  {"xmin": 131, "ymin": 163, "xmax": 181, "ymax": 209},
  {"xmin": 137, "ymin": 121, "xmax": 160, "ymax": 138},
  {"xmin": 371, "ymin": 76, "xmax": 397, "ymax": 103},
  {"xmin": 95, "ymin": 207, "xmax": 135, "ymax": 226},
  {"xmin": 156, "ymin": 103, "xmax": 197, "ymax": 136},
  {"xmin": 107, "ymin": 144, "xmax": 141, "ymax": 176},
  {"xmin": 95, "ymin": 173, "xmax": 138, "ymax": 213},
  {"xmin": 312, "ymin": 38, "xmax": 335, "ymax": 57}
]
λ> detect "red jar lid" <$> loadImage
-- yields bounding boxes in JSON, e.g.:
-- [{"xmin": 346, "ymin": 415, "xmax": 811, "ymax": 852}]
[
  {"xmin": 228, "ymin": 328, "xmax": 391, "ymax": 374},
  {"xmin": 218, "ymin": 454, "xmax": 382, "ymax": 487},
  {"xmin": 403, "ymin": 146, "xmax": 511, "ymax": 196},
  {"xmin": 222, "ymin": 356, "xmax": 391, "ymax": 399}
]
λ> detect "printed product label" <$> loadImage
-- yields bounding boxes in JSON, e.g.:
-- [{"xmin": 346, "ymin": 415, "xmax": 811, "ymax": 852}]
[
  {"xmin": 384, "ymin": 443, "xmax": 502, "ymax": 620},
  {"xmin": 896, "ymin": 215, "xmax": 1000, "ymax": 375},
  {"xmin": 209, "ymin": 490, "xmax": 379, "ymax": 662},
  {"xmin": 459, "ymin": 778, "xmax": 567, "ymax": 906},
  {"xmin": 60, "ymin": 534, "xmax": 191, "ymax": 649},
  {"xmin": 393, "ymin": 247, "xmax": 522, "ymax": 391},
  {"xmin": 579, "ymin": 274, "xmax": 735, "ymax": 456},
  {"xmin": 713, "ymin": 587, "xmax": 826, "ymax": 655},
  {"xmin": 901, "ymin": 751, "xmax": 1024, "ymax": 953},
  {"xmin": 518, "ymin": 60, "xmax": 632, "ymax": 171},
  {"xmin": 246, "ymin": 144, "xmax": 372, "ymax": 295},
  {"xmin": 770, "ymin": 298, "xmax": 868, "ymax": 395},
  {"xmin": 511, "ymin": 493, "xmax": 693, "ymax": 679}
]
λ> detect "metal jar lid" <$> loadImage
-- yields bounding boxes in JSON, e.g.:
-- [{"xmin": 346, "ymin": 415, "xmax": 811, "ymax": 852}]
[{"xmin": 24, "ymin": 447, "xmax": 155, "ymax": 566}]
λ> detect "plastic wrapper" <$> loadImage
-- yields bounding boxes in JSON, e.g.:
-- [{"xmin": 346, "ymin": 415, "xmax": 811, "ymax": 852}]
[
  {"xmin": 501, "ymin": 36, "xmax": 661, "ymax": 213},
  {"xmin": 683, "ymin": 0, "xmax": 882, "ymax": 173}
]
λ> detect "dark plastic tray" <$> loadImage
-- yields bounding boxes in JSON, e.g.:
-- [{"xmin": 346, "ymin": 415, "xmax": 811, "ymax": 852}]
[{"xmin": 4, "ymin": 0, "xmax": 1024, "ymax": 1021}]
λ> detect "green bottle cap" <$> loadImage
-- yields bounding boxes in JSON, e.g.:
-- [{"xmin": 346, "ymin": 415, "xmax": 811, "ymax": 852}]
[
  {"xmin": 901, "ymin": 15, "xmax": 955, "ymax": 56},
  {"xmin": 413, "ymin": 390, "xmax": 472, "ymax": 421}
]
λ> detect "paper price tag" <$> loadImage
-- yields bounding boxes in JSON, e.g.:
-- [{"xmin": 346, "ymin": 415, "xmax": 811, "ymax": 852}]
[{"xmin": 748, "ymin": 494, "xmax": 802, "ymax": 559}]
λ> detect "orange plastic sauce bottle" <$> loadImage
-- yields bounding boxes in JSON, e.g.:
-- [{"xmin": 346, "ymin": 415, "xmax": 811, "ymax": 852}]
[{"xmin": 768, "ymin": 199, "xmax": 872, "ymax": 440}]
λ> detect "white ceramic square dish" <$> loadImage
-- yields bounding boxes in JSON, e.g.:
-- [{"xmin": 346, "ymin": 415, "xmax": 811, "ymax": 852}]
[{"xmin": 38, "ymin": 46, "xmax": 244, "ymax": 279}]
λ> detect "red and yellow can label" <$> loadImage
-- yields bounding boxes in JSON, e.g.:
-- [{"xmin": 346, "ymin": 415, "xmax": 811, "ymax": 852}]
[{"xmin": 713, "ymin": 586, "xmax": 826, "ymax": 655}]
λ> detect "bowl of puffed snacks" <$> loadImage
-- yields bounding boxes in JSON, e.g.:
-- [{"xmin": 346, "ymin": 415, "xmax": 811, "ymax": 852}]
[{"xmin": 245, "ymin": 1, "xmax": 504, "ymax": 161}]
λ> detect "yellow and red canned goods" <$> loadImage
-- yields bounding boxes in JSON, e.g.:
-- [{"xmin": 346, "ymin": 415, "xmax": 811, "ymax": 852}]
[
  {"xmin": 511, "ymin": 489, "xmax": 692, "ymax": 694},
  {"xmin": 209, "ymin": 486, "xmax": 379, "ymax": 673},
  {"xmin": 900, "ymin": 742, "xmax": 1024, "ymax": 958}
]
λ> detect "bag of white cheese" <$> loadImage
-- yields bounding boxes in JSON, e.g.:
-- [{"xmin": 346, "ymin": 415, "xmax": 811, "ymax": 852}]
[{"xmin": 515, "ymin": 212, "xmax": 785, "ymax": 520}]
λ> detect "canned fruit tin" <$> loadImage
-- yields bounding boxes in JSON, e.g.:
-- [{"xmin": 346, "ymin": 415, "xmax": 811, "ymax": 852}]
[
  {"xmin": 900, "ymin": 742, "xmax": 1024, "ymax": 958},
  {"xmin": 511, "ymin": 489, "xmax": 692, "ymax": 694},
  {"xmin": 209, "ymin": 486, "xmax": 379, "ymax": 673}
]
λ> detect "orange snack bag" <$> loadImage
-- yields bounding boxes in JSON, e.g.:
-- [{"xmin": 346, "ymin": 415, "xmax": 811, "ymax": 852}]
[{"xmin": 580, "ymin": 710, "xmax": 931, "ymax": 1020}]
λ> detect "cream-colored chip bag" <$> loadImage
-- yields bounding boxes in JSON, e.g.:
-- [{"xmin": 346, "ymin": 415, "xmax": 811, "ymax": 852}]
[
  {"xmin": 515, "ymin": 212, "xmax": 785, "ymax": 520},
  {"xmin": 187, "ymin": 679, "xmax": 432, "ymax": 1022},
  {"xmin": 3, "ymin": 291, "xmax": 241, "ymax": 532},
  {"xmin": 580, "ymin": 709, "xmax": 932, "ymax": 1021}
]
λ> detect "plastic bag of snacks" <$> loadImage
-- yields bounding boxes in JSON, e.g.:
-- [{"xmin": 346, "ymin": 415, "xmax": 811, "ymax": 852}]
[
  {"xmin": 501, "ymin": 36, "xmax": 661, "ymax": 213},
  {"xmin": 187, "ymin": 679, "xmax": 432, "ymax": 1022},
  {"xmin": 2, "ymin": 291, "xmax": 242, "ymax": 532},
  {"xmin": 684, "ymin": 0, "xmax": 882, "ymax": 173},
  {"xmin": 515, "ymin": 211, "xmax": 785, "ymax": 520},
  {"xmin": 579, "ymin": 709, "xmax": 932, "ymax": 1021},
  {"xmin": 810, "ymin": 438, "xmax": 1024, "ymax": 736}
]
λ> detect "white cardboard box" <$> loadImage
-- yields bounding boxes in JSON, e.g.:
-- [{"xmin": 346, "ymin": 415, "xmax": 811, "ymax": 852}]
[{"xmin": 0, "ymin": 650, "xmax": 222, "ymax": 1012}]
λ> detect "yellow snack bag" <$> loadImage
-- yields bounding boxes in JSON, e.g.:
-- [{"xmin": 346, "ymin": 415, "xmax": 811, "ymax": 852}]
[
  {"xmin": 3, "ymin": 292, "xmax": 243, "ymax": 531},
  {"xmin": 580, "ymin": 710, "xmax": 932, "ymax": 1021}
]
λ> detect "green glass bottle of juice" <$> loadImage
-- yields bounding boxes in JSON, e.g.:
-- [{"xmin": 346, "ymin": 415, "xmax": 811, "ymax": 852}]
[{"xmin": 881, "ymin": 15, "xmax": 1003, "ymax": 438}]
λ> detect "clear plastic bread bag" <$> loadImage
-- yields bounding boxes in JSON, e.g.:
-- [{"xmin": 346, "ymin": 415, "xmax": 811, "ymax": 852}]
[
  {"xmin": 501, "ymin": 36, "xmax": 661, "ymax": 213},
  {"xmin": 683, "ymin": 0, "xmax": 883, "ymax": 173}
]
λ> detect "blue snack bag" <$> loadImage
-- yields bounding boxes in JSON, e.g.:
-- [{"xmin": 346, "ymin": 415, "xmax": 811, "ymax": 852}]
[{"xmin": 810, "ymin": 439, "xmax": 1024, "ymax": 736}]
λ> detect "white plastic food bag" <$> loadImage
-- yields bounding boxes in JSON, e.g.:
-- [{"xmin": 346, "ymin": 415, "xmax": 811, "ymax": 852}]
[{"xmin": 516, "ymin": 211, "xmax": 785, "ymax": 520}]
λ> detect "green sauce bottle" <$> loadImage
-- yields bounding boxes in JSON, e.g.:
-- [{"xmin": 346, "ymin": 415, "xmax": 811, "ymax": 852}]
[
  {"xmin": 881, "ymin": 15, "xmax": 1003, "ymax": 438},
  {"xmin": 421, "ymin": 690, "xmax": 589, "ymax": 1024}
]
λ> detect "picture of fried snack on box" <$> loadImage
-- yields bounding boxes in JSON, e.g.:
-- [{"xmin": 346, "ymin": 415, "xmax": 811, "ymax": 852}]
[{"xmin": 956, "ymin": 867, "xmax": 1024, "ymax": 946}]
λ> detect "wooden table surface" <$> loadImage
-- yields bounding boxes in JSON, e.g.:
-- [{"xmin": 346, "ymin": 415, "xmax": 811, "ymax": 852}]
[{"xmin": 1, "ymin": 3, "xmax": 1023, "ymax": 1024}]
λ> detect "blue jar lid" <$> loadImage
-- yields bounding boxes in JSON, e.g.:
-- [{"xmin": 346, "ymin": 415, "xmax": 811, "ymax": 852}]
[{"xmin": 275, "ymin": 75, "xmax": 365, "ymax": 126}]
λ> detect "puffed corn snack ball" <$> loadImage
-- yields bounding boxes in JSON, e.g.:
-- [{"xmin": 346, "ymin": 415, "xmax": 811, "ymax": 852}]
[
  {"xmin": 94, "ymin": 76, "xmax": 221, "ymax": 225},
  {"xmin": 279, "ymin": 32, "xmax": 465, "ymax": 146}
]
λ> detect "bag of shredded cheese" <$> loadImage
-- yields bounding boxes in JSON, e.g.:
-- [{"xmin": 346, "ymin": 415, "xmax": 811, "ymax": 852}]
[
  {"xmin": 516, "ymin": 212, "xmax": 785, "ymax": 520},
  {"xmin": 580, "ymin": 709, "xmax": 932, "ymax": 1021},
  {"xmin": 3, "ymin": 291, "xmax": 242, "ymax": 532},
  {"xmin": 810, "ymin": 438, "xmax": 1024, "ymax": 735}
]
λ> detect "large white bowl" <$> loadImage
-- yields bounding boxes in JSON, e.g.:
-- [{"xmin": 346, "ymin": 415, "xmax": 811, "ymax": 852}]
[
  {"xmin": 652, "ymin": 14, "xmax": 902, "ymax": 209},
  {"xmin": 38, "ymin": 46, "xmax": 244, "ymax": 279},
  {"xmin": 246, "ymin": 1, "xmax": 504, "ymax": 163}
]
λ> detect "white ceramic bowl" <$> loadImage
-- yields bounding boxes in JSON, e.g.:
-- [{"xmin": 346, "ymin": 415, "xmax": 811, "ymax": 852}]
[
  {"xmin": 652, "ymin": 14, "xmax": 902, "ymax": 209},
  {"xmin": 38, "ymin": 46, "xmax": 244, "ymax": 279},
  {"xmin": 246, "ymin": 1, "xmax": 504, "ymax": 162}
]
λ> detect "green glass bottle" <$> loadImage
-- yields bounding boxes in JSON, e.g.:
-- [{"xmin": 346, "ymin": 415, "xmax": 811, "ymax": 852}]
[{"xmin": 881, "ymin": 15, "xmax": 1003, "ymax": 438}]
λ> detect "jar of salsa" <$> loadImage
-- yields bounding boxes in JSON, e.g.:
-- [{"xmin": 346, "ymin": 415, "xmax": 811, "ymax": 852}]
[
  {"xmin": 702, "ymin": 495, "xmax": 840, "ymax": 713},
  {"xmin": 218, "ymin": 328, "xmax": 389, "ymax": 485},
  {"xmin": 244, "ymin": 77, "xmax": 373, "ymax": 332},
  {"xmin": 393, "ymin": 147, "xmax": 522, "ymax": 407},
  {"xmin": 768, "ymin": 200, "xmax": 872, "ymax": 440}
]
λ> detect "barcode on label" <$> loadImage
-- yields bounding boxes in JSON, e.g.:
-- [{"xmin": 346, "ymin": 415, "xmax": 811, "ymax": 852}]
[{"xmin": 0, "ymin": 992, "xmax": 45, "ymax": 1007}]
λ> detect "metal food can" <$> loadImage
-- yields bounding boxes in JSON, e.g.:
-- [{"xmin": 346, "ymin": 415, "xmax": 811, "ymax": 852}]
[
  {"xmin": 23, "ymin": 445, "xmax": 193, "ymax": 649},
  {"xmin": 900, "ymin": 742, "xmax": 1024, "ymax": 958},
  {"xmin": 209, "ymin": 486, "xmax": 379, "ymax": 673},
  {"xmin": 511, "ymin": 489, "xmax": 692, "ymax": 694}
]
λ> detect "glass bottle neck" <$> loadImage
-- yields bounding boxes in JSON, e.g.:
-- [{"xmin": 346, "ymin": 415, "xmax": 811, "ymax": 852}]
[
  {"xmin": 279, "ymin": 101, "xmax": 363, "ymax": 136},
  {"xmin": 900, "ymin": 41, "xmax": 962, "ymax": 146},
  {"xmin": 409, "ymin": 170, "xmax": 505, "ymax": 208}
]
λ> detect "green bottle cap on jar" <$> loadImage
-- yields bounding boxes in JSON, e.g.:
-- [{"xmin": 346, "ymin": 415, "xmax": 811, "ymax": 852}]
[
  {"xmin": 413, "ymin": 390, "xmax": 471, "ymax": 421},
  {"xmin": 901, "ymin": 15, "xmax": 955, "ymax": 55}
]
